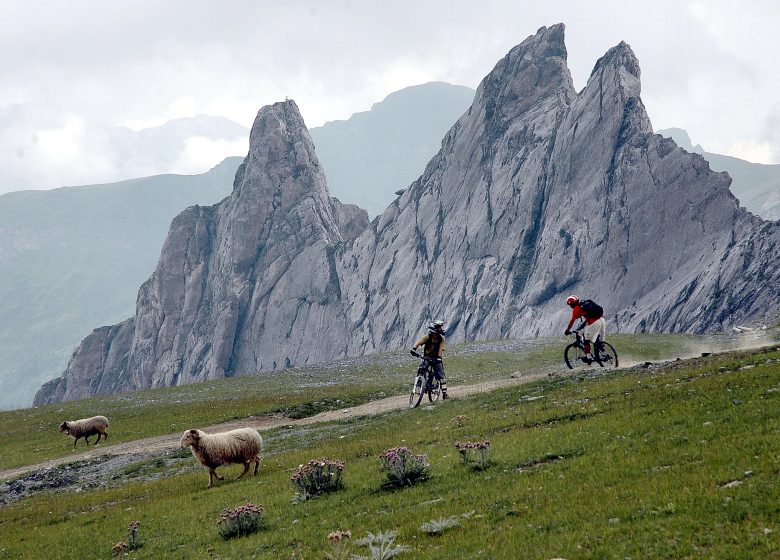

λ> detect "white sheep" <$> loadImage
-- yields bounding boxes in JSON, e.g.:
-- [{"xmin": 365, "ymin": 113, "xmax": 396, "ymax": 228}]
[
  {"xmin": 179, "ymin": 428, "xmax": 263, "ymax": 488},
  {"xmin": 58, "ymin": 415, "xmax": 109, "ymax": 449}
]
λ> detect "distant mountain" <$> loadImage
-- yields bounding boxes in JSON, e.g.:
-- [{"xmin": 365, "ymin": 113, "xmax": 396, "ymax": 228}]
[
  {"xmin": 36, "ymin": 25, "xmax": 780, "ymax": 406},
  {"xmin": 0, "ymin": 158, "xmax": 240, "ymax": 409},
  {"xmin": 310, "ymin": 82, "xmax": 475, "ymax": 216},
  {"xmin": 658, "ymin": 127, "xmax": 780, "ymax": 220}
]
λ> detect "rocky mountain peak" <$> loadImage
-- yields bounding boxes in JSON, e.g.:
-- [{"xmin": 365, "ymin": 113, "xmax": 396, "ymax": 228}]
[{"xmin": 477, "ymin": 23, "xmax": 575, "ymax": 130}]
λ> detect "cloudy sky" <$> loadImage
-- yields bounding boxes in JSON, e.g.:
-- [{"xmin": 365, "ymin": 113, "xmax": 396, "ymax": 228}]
[{"xmin": 1, "ymin": 0, "xmax": 778, "ymax": 194}]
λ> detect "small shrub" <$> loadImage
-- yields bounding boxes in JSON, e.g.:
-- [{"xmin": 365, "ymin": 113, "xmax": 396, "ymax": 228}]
[
  {"xmin": 325, "ymin": 529, "xmax": 352, "ymax": 560},
  {"xmin": 451, "ymin": 415, "xmax": 470, "ymax": 427},
  {"xmin": 379, "ymin": 446, "xmax": 429, "ymax": 489},
  {"xmin": 455, "ymin": 440, "xmax": 492, "ymax": 470},
  {"xmin": 354, "ymin": 531, "xmax": 409, "ymax": 559},
  {"xmin": 419, "ymin": 515, "xmax": 460, "ymax": 535},
  {"xmin": 111, "ymin": 520, "xmax": 141, "ymax": 556},
  {"xmin": 290, "ymin": 458, "xmax": 345, "ymax": 502},
  {"xmin": 217, "ymin": 502, "xmax": 265, "ymax": 539}
]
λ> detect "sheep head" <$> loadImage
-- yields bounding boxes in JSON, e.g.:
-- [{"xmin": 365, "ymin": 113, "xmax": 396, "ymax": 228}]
[
  {"xmin": 59, "ymin": 421, "xmax": 69, "ymax": 433},
  {"xmin": 180, "ymin": 429, "xmax": 201, "ymax": 448}
]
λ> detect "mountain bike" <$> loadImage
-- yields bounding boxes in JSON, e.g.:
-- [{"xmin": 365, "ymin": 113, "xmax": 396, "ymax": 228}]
[
  {"xmin": 564, "ymin": 322, "xmax": 619, "ymax": 369},
  {"xmin": 408, "ymin": 350, "xmax": 442, "ymax": 408}
]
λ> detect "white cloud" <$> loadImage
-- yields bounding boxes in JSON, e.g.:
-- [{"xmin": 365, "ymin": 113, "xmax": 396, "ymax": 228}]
[
  {"xmin": 170, "ymin": 136, "xmax": 248, "ymax": 175},
  {"xmin": 727, "ymin": 140, "xmax": 774, "ymax": 165},
  {"xmin": 1, "ymin": 0, "xmax": 779, "ymax": 191}
]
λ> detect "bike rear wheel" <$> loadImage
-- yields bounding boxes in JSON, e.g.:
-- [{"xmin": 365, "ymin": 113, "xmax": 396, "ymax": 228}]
[
  {"xmin": 427, "ymin": 376, "xmax": 441, "ymax": 403},
  {"xmin": 409, "ymin": 374, "xmax": 425, "ymax": 408},
  {"xmin": 564, "ymin": 343, "xmax": 587, "ymax": 369},
  {"xmin": 594, "ymin": 341, "xmax": 619, "ymax": 369}
]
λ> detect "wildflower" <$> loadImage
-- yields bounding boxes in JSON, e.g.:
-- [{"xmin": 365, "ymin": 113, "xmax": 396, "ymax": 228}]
[
  {"xmin": 217, "ymin": 502, "xmax": 265, "ymax": 539},
  {"xmin": 290, "ymin": 458, "xmax": 345, "ymax": 502},
  {"xmin": 380, "ymin": 446, "xmax": 429, "ymax": 489}
]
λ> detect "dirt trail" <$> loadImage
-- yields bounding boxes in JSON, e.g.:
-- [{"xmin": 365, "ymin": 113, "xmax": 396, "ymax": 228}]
[{"xmin": 0, "ymin": 371, "xmax": 555, "ymax": 483}]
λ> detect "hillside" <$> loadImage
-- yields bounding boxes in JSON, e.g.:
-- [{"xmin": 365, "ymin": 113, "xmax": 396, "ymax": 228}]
[
  {"xmin": 310, "ymin": 82, "xmax": 475, "ymax": 216},
  {"xmin": 0, "ymin": 158, "xmax": 241, "ymax": 410},
  {"xmin": 658, "ymin": 127, "xmax": 780, "ymax": 220},
  {"xmin": 2, "ymin": 336, "xmax": 779, "ymax": 558}
]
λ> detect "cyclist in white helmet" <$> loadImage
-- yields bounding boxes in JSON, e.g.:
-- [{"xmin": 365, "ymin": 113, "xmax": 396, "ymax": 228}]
[{"xmin": 411, "ymin": 320, "xmax": 448, "ymax": 399}]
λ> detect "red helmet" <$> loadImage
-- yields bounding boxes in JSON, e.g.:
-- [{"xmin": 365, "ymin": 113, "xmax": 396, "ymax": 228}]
[{"xmin": 566, "ymin": 295, "xmax": 579, "ymax": 307}]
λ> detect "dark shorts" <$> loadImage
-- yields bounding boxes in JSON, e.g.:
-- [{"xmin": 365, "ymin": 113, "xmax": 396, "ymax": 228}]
[{"xmin": 419, "ymin": 359, "xmax": 445, "ymax": 380}]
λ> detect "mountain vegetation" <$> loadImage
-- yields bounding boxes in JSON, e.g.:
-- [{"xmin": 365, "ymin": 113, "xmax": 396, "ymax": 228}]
[{"xmin": 2, "ymin": 337, "xmax": 778, "ymax": 558}]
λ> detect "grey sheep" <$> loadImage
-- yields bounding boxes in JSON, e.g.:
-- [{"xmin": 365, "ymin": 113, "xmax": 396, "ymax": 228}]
[
  {"xmin": 59, "ymin": 415, "xmax": 109, "ymax": 449},
  {"xmin": 180, "ymin": 428, "xmax": 263, "ymax": 488}
]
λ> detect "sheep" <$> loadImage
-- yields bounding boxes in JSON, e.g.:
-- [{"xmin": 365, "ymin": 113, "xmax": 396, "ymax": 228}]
[
  {"xmin": 58, "ymin": 416, "xmax": 109, "ymax": 449},
  {"xmin": 180, "ymin": 428, "xmax": 263, "ymax": 488}
]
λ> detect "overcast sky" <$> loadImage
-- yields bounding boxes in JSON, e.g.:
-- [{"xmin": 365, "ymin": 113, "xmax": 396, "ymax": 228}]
[{"xmin": 1, "ymin": 0, "xmax": 779, "ymax": 193}]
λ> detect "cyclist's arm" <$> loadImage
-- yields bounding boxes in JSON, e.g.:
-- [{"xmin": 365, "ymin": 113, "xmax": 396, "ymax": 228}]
[
  {"xmin": 566, "ymin": 306, "xmax": 584, "ymax": 331},
  {"xmin": 411, "ymin": 334, "xmax": 428, "ymax": 350},
  {"xmin": 438, "ymin": 336, "xmax": 446, "ymax": 358}
]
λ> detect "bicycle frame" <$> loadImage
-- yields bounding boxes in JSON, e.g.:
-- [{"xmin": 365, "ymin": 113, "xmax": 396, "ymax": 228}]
[{"xmin": 409, "ymin": 351, "xmax": 441, "ymax": 408}]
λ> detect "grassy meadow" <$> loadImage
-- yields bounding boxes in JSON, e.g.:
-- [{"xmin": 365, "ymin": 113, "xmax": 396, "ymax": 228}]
[{"xmin": 1, "ymin": 336, "xmax": 778, "ymax": 559}]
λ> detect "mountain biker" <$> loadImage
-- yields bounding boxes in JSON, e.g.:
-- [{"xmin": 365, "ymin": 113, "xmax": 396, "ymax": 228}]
[
  {"xmin": 564, "ymin": 295, "xmax": 605, "ymax": 359},
  {"xmin": 410, "ymin": 320, "xmax": 448, "ymax": 399}
]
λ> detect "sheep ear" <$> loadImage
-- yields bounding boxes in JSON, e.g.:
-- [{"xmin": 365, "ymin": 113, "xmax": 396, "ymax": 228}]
[{"xmin": 189, "ymin": 429, "xmax": 200, "ymax": 439}]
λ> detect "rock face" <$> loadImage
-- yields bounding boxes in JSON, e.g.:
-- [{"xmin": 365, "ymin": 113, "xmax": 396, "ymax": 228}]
[
  {"xmin": 35, "ymin": 24, "xmax": 780, "ymax": 405},
  {"xmin": 36, "ymin": 101, "xmax": 368, "ymax": 403}
]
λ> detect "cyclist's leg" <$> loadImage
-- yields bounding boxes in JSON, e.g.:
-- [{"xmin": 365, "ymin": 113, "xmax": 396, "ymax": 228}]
[
  {"xmin": 433, "ymin": 361, "xmax": 448, "ymax": 398},
  {"xmin": 595, "ymin": 318, "xmax": 606, "ymax": 354},
  {"xmin": 583, "ymin": 322, "xmax": 596, "ymax": 354}
]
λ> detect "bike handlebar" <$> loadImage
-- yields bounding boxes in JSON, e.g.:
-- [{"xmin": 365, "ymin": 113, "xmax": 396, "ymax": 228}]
[{"xmin": 409, "ymin": 350, "xmax": 441, "ymax": 362}]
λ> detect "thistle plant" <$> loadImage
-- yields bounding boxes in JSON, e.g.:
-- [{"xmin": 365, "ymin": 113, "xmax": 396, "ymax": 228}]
[
  {"xmin": 127, "ymin": 520, "xmax": 141, "ymax": 550},
  {"xmin": 379, "ymin": 446, "xmax": 429, "ymax": 489},
  {"xmin": 324, "ymin": 530, "xmax": 352, "ymax": 560},
  {"xmin": 455, "ymin": 440, "xmax": 492, "ymax": 470},
  {"xmin": 419, "ymin": 515, "xmax": 460, "ymax": 535},
  {"xmin": 353, "ymin": 531, "xmax": 409, "ymax": 559},
  {"xmin": 450, "ymin": 414, "xmax": 470, "ymax": 427},
  {"xmin": 290, "ymin": 458, "xmax": 345, "ymax": 502},
  {"xmin": 111, "ymin": 520, "xmax": 142, "ymax": 556},
  {"xmin": 111, "ymin": 541, "xmax": 128, "ymax": 557},
  {"xmin": 217, "ymin": 502, "xmax": 265, "ymax": 539}
]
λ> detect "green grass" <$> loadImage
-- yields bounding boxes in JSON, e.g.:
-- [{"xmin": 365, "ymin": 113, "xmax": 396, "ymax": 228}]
[
  {"xmin": 0, "ymin": 333, "xmax": 708, "ymax": 471},
  {"xmin": 1, "ymin": 345, "xmax": 778, "ymax": 558}
]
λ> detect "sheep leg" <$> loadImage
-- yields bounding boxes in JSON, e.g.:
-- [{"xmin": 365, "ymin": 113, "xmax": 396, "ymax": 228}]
[
  {"xmin": 252, "ymin": 455, "xmax": 261, "ymax": 475},
  {"xmin": 236, "ymin": 462, "xmax": 250, "ymax": 479},
  {"xmin": 84, "ymin": 435, "xmax": 91, "ymax": 446},
  {"xmin": 208, "ymin": 468, "xmax": 223, "ymax": 488},
  {"xmin": 73, "ymin": 437, "xmax": 79, "ymax": 450}
]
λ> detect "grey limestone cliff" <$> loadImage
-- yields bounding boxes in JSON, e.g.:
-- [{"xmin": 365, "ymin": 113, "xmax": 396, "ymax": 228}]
[{"xmin": 35, "ymin": 24, "xmax": 780, "ymax": 405}]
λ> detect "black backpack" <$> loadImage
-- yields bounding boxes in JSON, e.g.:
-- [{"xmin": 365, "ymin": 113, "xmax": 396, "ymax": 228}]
[{"xmin": 579, "ymin": 299, "xmax": 603, "ymax": 319}]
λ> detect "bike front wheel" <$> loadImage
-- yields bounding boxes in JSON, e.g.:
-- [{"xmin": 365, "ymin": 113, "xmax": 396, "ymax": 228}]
[
  {"xmin": 409, "ymin": 375, "xmax": 425, "ymax": 408},
  {"xmin": 564, "ymin": 343, "xmax": 587, "ymax": 369},
  {"xmin": 427, "ymin": 376, "xmax": 441, "ymax": 403}
]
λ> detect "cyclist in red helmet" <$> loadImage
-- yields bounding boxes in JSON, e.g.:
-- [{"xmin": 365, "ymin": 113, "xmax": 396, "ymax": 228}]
[
  {"xmin": 564, "ymin": 295, "xmax": 605, "ymax": 358},
  {"xmin": 411, "ymin": 320, "xmax": 448, "ymax": 399}
]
